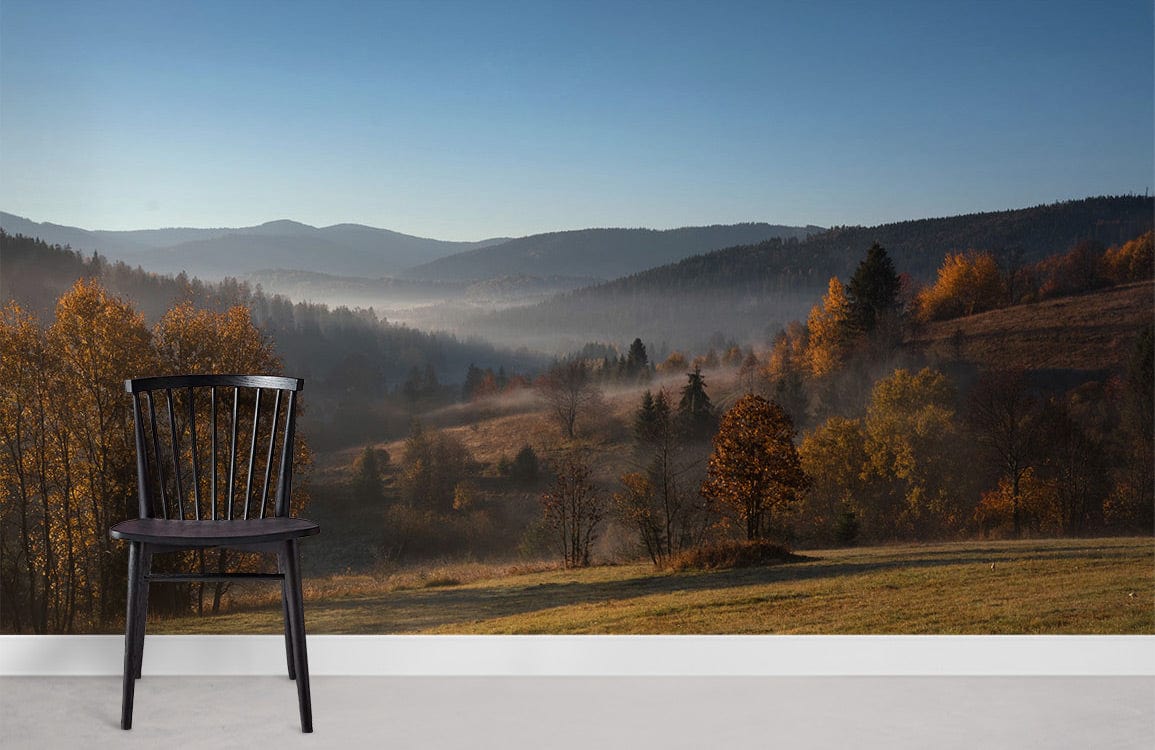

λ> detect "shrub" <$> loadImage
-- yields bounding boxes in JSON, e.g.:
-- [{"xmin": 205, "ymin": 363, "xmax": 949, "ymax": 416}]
[{"xmin": 669, "ymin": 539, "xmax": 797, "ymax": 571}]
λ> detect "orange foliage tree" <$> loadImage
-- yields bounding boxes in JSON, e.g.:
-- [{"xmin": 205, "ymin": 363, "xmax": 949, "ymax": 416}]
[
  {"xmin": 805, "ymin": 277, "xmax": 852, "ymax": 378},
  {"xmin": 915, "ymin": 250, "xmax": 1005, "ymax": 322},
  {"xmin": 1101, "ymin": 231, "xmax": 1153, "ymax": 284},
  {"xmin": 701, "ymin": 394, "xmax": 811, "ymax": 541}
]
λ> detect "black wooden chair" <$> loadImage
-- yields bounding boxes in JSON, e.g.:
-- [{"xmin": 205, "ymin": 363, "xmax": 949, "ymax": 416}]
[{"xmin": 110, "ymin": 375, "xmax": 319, "ymax": 732}]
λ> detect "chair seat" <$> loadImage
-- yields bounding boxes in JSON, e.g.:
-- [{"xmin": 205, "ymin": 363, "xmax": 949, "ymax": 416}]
[{"xmin": 110, "ymin": 517, "xmax": 320, "ymax": 546}]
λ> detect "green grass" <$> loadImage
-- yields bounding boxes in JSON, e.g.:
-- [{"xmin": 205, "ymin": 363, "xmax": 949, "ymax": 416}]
[{"xmin": 154, "ymin": 537, "xmax": 1154, "ymax": 635}]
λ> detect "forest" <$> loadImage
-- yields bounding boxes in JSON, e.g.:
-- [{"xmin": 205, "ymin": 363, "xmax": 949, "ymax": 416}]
[
  {"xmin": 0, "ymin": 199, "xmax": 1151, "ymax": 633},
  {"xmin": 464, "ymin": 195, "xmax": 1153, "ymax": 350}
]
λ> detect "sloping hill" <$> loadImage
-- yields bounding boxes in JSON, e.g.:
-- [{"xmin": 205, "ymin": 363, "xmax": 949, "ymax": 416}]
[
  {"xmin": 915, "ymin": 281, "xmax": 1153, "ymax": 374},
  {"xmin": 397, "ymin": 223, "xmax": 821, "ymax": 282},
  {"xmin": 462, "ymin": 197, "xmax": 1153, "ymax": 351}
]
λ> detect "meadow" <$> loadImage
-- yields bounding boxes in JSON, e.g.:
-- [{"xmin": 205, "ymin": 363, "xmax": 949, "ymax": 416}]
[{"xmin": 154, "ymin": 537, "xmax": 1153, "ymax": 635}]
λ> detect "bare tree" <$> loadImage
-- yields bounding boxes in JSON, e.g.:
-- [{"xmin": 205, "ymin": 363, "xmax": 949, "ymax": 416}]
[
  {"xmin": 968, "ymin": 368, "xmax": 1039, "ymax": 538},
  {"xmin": 540, "ymin": 449, "xmax": 608, "ymax": 568},
  {"xmin": 536, "ymin": 361, "xmax": 603, "ymax": 440}
]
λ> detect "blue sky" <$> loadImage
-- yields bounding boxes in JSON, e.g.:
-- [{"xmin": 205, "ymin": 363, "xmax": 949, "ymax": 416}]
[{"xmin": 1, "ymin": 0, "xmax": 1151, "ymax": 240}]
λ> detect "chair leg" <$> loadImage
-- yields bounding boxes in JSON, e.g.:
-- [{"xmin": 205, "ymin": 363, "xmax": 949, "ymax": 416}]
[
  {"xmin": 283, "ymin": 540, "xmax": 312, "ymax": 733},
  {"xmin": 120, "ymin": 541, "xmax": 143, "ymax": 730},
  {"xmin": 278, "ymin": 550, "xmax": 296, "ymax": 680},
  {"xmin": 134, "ymin": 546, "xmax": 151, "ymax": 680}
]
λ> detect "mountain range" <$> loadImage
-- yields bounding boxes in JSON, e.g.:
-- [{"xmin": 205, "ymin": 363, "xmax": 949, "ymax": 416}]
[
  {"xmin": 397, "ymin": 224, "xmax": 822, "ymax": 282},
  {"xmin": 0, "ymin": 213, "xmax": 507, "ymax": 278},
  {"xmin": 0, "ymin": 212, "xmax": 818, "ymax": 284}
]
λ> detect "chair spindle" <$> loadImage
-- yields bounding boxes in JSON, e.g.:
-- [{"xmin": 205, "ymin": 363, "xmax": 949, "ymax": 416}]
[
  {"xmin": 147, "ymin": 393, "xmax": 168, "ymax": 519},
  {"xmin": 276, "ymin": 390, "xmax": 297, "ymax": 517},
  {"xmin": 228, "ymin": 387, "xmax": 239, "ymax": 520},
  {"xmin": 165, "ymin": 389, "xmax": 185, "ymax": 519},
  {"xmin": 260, "ymin": 390, "xmax": 283, "ymax": 519},
  {"xmin": 210, "ymin": 386, "xmax": 217, "ymax": 521},
  {"xmin": 187, "ymin": 387, "xmax": 201, "ymax": 520},
  {"xmin": 244, "ymin": 388, "xmax": 262, "ymax": 520}
]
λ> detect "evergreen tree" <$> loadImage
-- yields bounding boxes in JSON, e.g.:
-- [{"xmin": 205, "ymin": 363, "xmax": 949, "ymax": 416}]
[
  {"xmin": 677, "ymin": 365, "xmax": 715, "ymax": 439},
  {"xmin": 635, "ymin": 390, "xmax": 659, "ymax": 443},
  {"xmin": 462, "ymin": 363, "xmax": 485, "ymax": 401},
  {"xmin": 351, "ymin": 446, "xmax": 387, "ymax": 503},
  {"xmin": 626, "ymin": 337, "xmax": 650, "ymax": 377},
  {"xmin": 847, "ymin": 242, "xmax": 901, "ymax": 334}
]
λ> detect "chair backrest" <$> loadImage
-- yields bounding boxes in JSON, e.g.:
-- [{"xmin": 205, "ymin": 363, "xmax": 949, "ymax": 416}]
[{"xmin": 125, "ymin": 375, "xmax": 304, "ymax": 521}]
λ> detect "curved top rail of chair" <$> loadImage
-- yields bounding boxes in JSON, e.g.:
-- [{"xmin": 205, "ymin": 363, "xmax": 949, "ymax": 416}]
[{"xmin": 125, "ymin": 374, "xmax": 305, "ymax": 393}]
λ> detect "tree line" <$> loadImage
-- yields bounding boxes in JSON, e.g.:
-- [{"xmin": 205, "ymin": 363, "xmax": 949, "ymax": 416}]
[{"xmin": 0, "ymin": 279, "xmax": 299, "ymax": 633}]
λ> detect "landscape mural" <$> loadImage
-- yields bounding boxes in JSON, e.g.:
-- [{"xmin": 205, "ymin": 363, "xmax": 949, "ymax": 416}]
[{"xmin": 0, "ymin": 1, "xmax": 1152, "ymax": 636}]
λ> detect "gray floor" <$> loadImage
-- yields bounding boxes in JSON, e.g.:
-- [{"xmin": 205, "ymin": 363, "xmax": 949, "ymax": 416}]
[{"xmin": 1, "ymin": 677, "xmax": 1152, "ymax": 749}]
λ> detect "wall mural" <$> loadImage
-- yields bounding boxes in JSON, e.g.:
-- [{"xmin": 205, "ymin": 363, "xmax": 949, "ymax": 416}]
[{"xmin": 1, "ymin": 3, "xmax": 1152, "ymax": 638}]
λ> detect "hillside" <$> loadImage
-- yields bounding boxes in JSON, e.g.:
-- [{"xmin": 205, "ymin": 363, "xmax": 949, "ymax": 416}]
[
  {"xmin": 915, "ymin": 281, "xmax": 1154, "ymax": 374},
  {"xmin": 397, "ymin": 223, "xmax": 821, "ymax": 282},
  {"xmin": 0, "ymin": 212, "xmax": 504, "ymax": 279},
  {"xmin": 0, "ymin": 231, "xmax": 548, "ymax": 448},
  {"xmin": 461, "ymin": 196, "xmax": 1154, "ymax": 351}
]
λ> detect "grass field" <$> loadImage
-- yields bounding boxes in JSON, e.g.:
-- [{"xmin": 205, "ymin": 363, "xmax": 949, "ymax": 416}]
[
  {"xmin": 915, "ymin": 280, "xmax": 1153, "ymax": 373},
  {"xmin": 154, "ymin": 537, "xmax": 1154, "ymax": 635}
]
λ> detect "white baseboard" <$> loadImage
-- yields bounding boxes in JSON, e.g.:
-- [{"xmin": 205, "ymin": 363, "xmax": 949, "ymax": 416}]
[{"xmin": 1, "ymin": 635, "xmax": 1152, "ymax": 676}]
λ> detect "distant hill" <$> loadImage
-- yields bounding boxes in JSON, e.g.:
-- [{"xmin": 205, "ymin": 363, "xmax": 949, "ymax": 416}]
[
  {"xmin": 397, "ymin": 223, "xmax": 822, "ymax": 282},
  {"xmin": 0, "ymin": 212, "xmax": 507, "ymax": 279},
  {"xmin": 462, "ymin": 196, "xmax": 1154, "ymax": 352}
]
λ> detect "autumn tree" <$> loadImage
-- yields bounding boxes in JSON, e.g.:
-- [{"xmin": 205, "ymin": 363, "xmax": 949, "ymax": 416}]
[
  {"xmin": 1036, "ymin": 396, "xmax": 1107, "ymax": 535},
  {"xmin": 797, "ymin": 416, "xmax": 872, "ymax": 543},
  {"xmin": 657, "ymin": 351, "xmax": 687, "ymax": 374},
  {"xmin": 1101, "ymin": 231, "xmax": 1153, "ymax": 284},
  {"xmin": 863, "ymin": 368, "xmax": 971, "ymax": 538},
  {"xmin": 737, "ymin": 350, "xmax": 762, "ymax": 394},
  {"xmin": 967, "ymin": 368, "xmax": 1040, "ymax": 537},
  {"xmin": 540, "ymin": 449, "xmax": 608, "ymax": 567},
  {"xmin": 1105, "ymin": 326, "xmax": 1155, "ymax": 529},
  {"xmin": 48, "ymin": 279, "xmax": 156, "ymax": 628},
  {"xmin": 915, "ymin": 250, "xmax": 1006, "ymax": 322},
  {"xmin": 0, "ymin": 303, "xmax": 57, "ymax": 632},
  {"xmin": 399, "ymin": 421, "xmax": 475, "ymax": 512},
  {"xmin": 701, "ymin": 395, "xmax": 811, "ymax": 541},
  {"xmin": 537, "ymin": 360, "xmax": 603, "ymax": 440},
  {"xmin": 805, "ymin": 277, "xmax": 852, "ymax": 377},
  {"xmin": 1036, "ymin": 239, "xmax": 1107, "ymax": 299},
  {"xmin": 764, "ymin": 323, "xmax": 808, "ymax": 423}
]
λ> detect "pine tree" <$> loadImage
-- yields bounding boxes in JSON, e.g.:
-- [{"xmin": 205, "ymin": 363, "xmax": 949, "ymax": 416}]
[
  {"xmin": 626, "ymin": 337, "xmax": 649, "ymax": 375},
  {"xmin": 351, "ymin": 446, "xmax": 386, "ymax": 503},
  {"xmin": 677, "ymin": 365, "xmax": 715, "ymax": 439},
  {"xmin": 847, "ymin": 242, "xmax": 901, "ymax": 334},
  {"xmin": 635, "ymin": 390, "xmax": 659, "ymax": 444}
]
